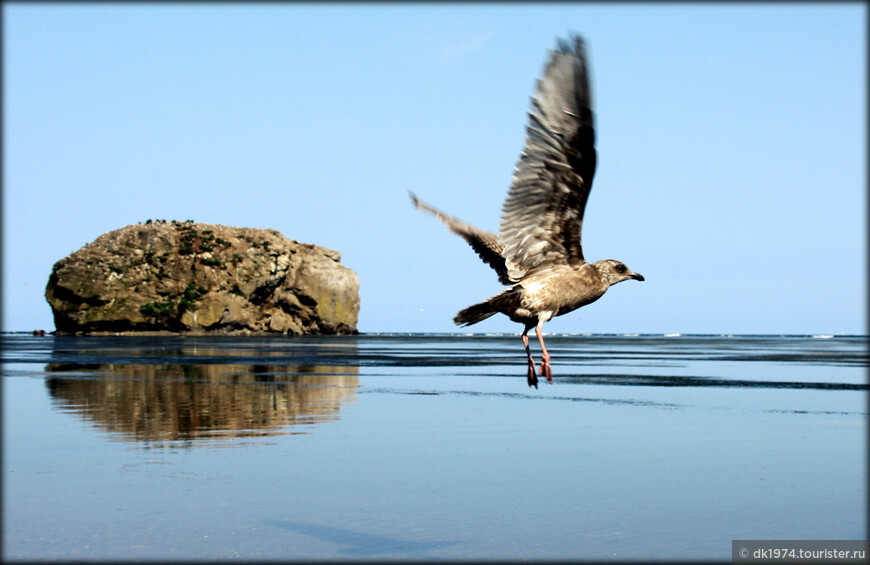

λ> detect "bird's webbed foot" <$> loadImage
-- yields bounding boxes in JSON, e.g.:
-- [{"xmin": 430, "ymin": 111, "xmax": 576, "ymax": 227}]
[{"xmin": 539, "ymin": 361, "xmax": 553, "ymax": 383}]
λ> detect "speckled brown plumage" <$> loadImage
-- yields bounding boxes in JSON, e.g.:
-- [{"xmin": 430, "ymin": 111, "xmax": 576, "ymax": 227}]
[{"xmin": 411, "ymin": 35, "xmax": 643, "ymax": 388}]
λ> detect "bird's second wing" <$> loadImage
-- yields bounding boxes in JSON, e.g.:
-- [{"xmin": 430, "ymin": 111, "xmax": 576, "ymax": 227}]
[
  {"xmin": 498, "ymin": 35, "xmax": 596, "ymax": 282},
  {"xmin": 410, "ymin": 192, "xmax": 511, "ymax": 285}
]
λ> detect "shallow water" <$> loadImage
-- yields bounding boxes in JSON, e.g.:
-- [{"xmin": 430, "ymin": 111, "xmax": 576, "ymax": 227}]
[{"xmin": 2, "ymin": 333, "xmax": 867, "ymax": 560}]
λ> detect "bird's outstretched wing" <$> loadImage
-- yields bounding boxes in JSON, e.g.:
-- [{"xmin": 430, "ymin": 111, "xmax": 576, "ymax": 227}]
[
  {"xmin": 410, "ymin": 192, "xmax": 511, "ymax": 285},
  {"xmin": 498, "ymin": 35, "xmax": 596, "ymax": 282}
]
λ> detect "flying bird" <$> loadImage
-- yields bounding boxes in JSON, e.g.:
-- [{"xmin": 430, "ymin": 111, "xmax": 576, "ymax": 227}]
[{"xmin": 411, "ymin": 35, "xmax": 644, "ymax": 388}]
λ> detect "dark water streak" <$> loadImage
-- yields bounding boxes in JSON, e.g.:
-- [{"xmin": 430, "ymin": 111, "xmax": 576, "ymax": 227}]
[{"xmin": 3, "ymin": 332, "xmax": 866, "ymax": 367}]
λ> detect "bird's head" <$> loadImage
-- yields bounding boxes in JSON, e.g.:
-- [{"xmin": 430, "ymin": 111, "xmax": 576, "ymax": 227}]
[{"xmin": 594, "ymin": 259, "xmax": 644, "ymax": 286}]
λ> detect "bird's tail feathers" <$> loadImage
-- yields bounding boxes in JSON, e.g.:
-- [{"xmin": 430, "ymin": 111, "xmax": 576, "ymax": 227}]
[
  {"xmin": 453, "ymin": 301, "xmax": 498, "ymax": 327},
  {"xmin": 453, "ymin": 287, "xmax": 520, "ymax": 327}
]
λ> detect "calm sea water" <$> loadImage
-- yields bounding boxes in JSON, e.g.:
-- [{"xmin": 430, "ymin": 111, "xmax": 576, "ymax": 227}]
[{"xmin": 2, "ymin": 333, "xmax": 867, "ymax": 560}]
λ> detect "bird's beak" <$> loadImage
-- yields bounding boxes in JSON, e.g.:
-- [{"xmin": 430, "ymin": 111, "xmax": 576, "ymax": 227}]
[{"xmin": 630, "ymin": 272, "xmax": 644, "ymax": 282}]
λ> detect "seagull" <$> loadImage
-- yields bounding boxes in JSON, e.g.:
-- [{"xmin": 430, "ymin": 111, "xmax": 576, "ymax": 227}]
[{"xmin": 410, "ymin": 35, "xmax": 644, "ymax": 388}]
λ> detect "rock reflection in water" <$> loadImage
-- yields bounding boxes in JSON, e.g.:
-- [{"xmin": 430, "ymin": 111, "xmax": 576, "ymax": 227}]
[{"xmin": 44, "ymin": 362, "xmax": 358, "ymax": 445}]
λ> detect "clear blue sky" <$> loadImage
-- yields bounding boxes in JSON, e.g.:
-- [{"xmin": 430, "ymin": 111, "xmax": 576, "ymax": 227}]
[{"xmin": 3, "ymin": 3, "xmax": 866, "ymax": 334}]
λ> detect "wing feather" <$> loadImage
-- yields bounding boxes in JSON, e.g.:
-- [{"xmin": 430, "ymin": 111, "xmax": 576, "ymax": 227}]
[
  {"xmin": 498, "ymin": 35, "xmax": 596, "ymax": 282},
  {"xmin": 410, "ymin": 192, "xmax": 511, "ymax": 285}
]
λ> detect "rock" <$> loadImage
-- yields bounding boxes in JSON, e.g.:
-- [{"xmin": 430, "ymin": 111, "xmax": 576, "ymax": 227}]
[{"xmin": 45, "ymin": 220, "xmax": 360, "ymax": 335}]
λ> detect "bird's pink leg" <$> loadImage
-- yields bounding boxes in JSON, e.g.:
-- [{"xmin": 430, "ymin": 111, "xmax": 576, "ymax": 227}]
[
  {"xmin": 521, "ymin": 324, "xmax": 538, "ymax": 388},
  {"xmin": 535, "ymin": 321, "xmax": 553, "ymax": 383}
]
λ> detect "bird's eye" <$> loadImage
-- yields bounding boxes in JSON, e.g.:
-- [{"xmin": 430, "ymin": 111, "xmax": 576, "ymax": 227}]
[{"xmin": 616, "ymin": 264, "xmax": 626, "ymax": 273}]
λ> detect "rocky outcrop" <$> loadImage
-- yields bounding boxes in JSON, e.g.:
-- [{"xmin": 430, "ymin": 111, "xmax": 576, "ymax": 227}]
[{"xmin": 45, "ymin": 221, "xmax": 359, "ymax": 335}]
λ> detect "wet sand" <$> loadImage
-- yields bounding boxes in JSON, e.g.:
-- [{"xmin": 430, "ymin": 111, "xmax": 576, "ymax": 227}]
[{"xmin": 2, "ymin": 333, "xmax": 866, "ymax": 560}]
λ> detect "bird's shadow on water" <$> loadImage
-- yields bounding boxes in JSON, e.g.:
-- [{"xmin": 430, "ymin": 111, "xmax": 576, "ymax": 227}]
[{"xmin": 262, "ymin": 518, "xmax": 459, "ymax": 557}]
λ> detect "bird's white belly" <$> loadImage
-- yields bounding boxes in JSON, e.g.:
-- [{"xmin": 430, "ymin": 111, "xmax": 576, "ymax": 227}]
[{"xmin": 518, "ymin": 269, "xmax": 606, "ymax": 322}]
